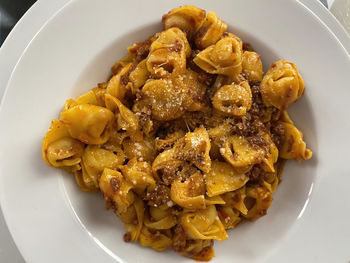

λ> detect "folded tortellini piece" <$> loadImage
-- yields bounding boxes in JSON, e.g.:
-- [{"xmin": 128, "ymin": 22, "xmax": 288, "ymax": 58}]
[
  {"xmin": 171, "ymin": 172, "xmax": 206, "ymax": 209},
  {"xmin": 182, "ymin": 69, "xmax": 208, "ymax": 112},
  {"xmin": 144, "ymin": 206, "xmax": 177, "ymax": 230},
  {"xmin": 242, "ymin": 51, "xmax": 263, "ymax": 82},
  {"xmin": 220, "ymin": 135, "xmax": 265, "ymax": 172},
  {"xmin": 105, "ymin": 94, "xmax": 141, "ymax": 141},
  {"xmin": 221, "ymin": 187, "xmax": 248, "ymax": 215},
  {"xmin": 99, "ymin": 168, "xmax": 135, "ymax": 214},
  {"xmin": 63, "ymin": 87, "xmax": 106, "ymax": 110},
  {"xmin": 139, "ymin": 226, "xmax": 172, "ymax": 252},
  {"xmin": 141, "ymin": 78, "xmax": 189, "ymax": 121},
  {"xmin": 173, "ymin": 226, "xmax": 214, "ymax": 261},
  {"xmin": 123, "ymin": 196, "xmax": 145, "ymax": 242},
  {"xmin": 106, "ymin": 62, "xmax": 134, "ymax": 101},
  {"xmin": 212, "ymin": 81, "xmax": 252, "ymax": 116},
  {"xmin": 279, "ymin": 122, "xmax": 312, "ymax": 161},
  {"xmin": 174, "ymin": 127, "xmax": 211, "ymax": 173},
  {"xmin": 260, "ymin": 59, "xmax": 305, "ymax": 110},
  {"xmin": 244, "ymin": 185, "xmax": 273, "ymax": 220},
  {"xmin": 147, "ymin": 28, "xmax": 190, "ymax": 78},
  {"xmin": 205, "ymin": 161, "xmax": 249, "ymax": 197},
  {"xmin": 162, "ymin": 5, "xmax": 206, "ymax": 39},
  {"xmin": 42, "ymin": 120, "xmax": 84, "ymax": 170},
  {"xmin": 81, "ymin": 145, "xmax": 125, "ymax": 190},
  {"xmin": 120, "ymin": 158, "xmax": 156, "ymax": 194},
  {"xmin": 122, "ymin": 137, "xmax": 156, "ymax": 163},
  {"xmin": 195, "ymin": 11, "xmax": 227, "ymax": 49},
  {"xmin": 60, "ymin": 104, "xmax": 114, "ymax": 144},
  {"xmin": 193, "ymin": 34, "xmax": 243, "ymax": 77},
  {"xmin": 128, "ymin": 59, "xmax": 149, "ymax": 93},
  {"xmin": 217, "ymin": 206, "xmax": 241, "ymax": 230},
  {"xmin": 180, "ymin": 205, "xmax": 228, "ymax": 241}
]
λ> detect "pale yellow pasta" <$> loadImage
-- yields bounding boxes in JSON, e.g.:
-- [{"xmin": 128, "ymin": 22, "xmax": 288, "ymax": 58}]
[
  {"xmin": 141, "ymin": 79, "xmax": 188, "ymax": 121},
  {"xmin": 106, "ymin": 62, "xmax": 133, "ymax": 101},
  {"xmin": 105, "ymin": 94, "xmax": 141, "ymax": 140},
  {"xmin": 139, "ymin": 226, "xmax": 172, "ymax": 252},
  {"xmin": 174, "ymin": 127, "xmax": 211, "ymax": 173},
  {"xmin": 60, "ymin": 104, "xmax": 114, "ymax": 144},
  {"xmin": 182, "ymin": 69, "xmax": 208, "ymax": 112},
  {"xmin": 147, "ymin": 28, "xmax": 190, "ymax": 78},
  {"xmin": 242, "ymin": 51, "xmax": 263, "ymax": 82},
  {"xmin": 260, "ymin": 59, "xmax": 305, "ymax": 110},
  {"xmin": 122, "ymin": 137, "xmax": 156, "ymax": 163},
  {"xmin": 144, "ymin": 206, "xmax": 177, "ymax": 230},
  {"xmin": 42, "ymin": 5, "xmax": 312, "ymax": 261},
  {"xmin": 279, "ymin": 122, "xmax": 312, "ymax": 161},
  {"xmin": 162, "ymin": 5, "xmax": 206, "ymax": 39},
  {"xmin": 205, "ymin": 161, "xmax": 249, "ymax": 197},
  {"xmin": 180, "ymin": 205, "xmax": 228, "ymax": 241},
  {"xmin": 217, "ymin": 206, "xmax": 241, "ymax": 230},
  {"xmin": 170, "ymin": 172, "xmax": 206, "ymax": 209},
  {"xmin": 220, "ymin": 135, "xmax": 265, "ymax": 172},
  {"xmin": 81, "ymin": 145, "xmax": 124, "ymax": 189},
  {"xmin": 99, "ymin": 168, "xmax": 134, "ymax": 214},
  {"xmin": 123, "ymin": 197, "xmax": 145, "ymax": 242},
  {"xmin": 129, "ymin": 59, "xmax": 149, "ymax": 93},
  {"xmin": 212, "ymin": 81, "xmax": 252, "ymax": 116},
  {"xmin": 42, "ymin": 120, "xmax": 84, "ymax": 170},
  {"xmin": 152, "ymin": 147, "xmax": 183, "ymax": 182},
  {"xmin": 244, "ymin": 185, "xmax": 273, "ymax": 220},
  {"xmin": 120, "ymin": 158, "xmax": 156, "ymax": 194},
  {"xmin": 193, "ymin": 34, "xmax": 243, "ymax": 77},
  {"xmin": 221, "ymin": 187, "xmax": 248, "ymax": 215},
  {"xmin": 195, "ymin": 11, "xmax": 227, "ymax": 49}
]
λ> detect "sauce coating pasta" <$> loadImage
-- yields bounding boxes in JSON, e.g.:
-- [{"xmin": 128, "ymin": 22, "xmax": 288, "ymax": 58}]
[{"xmin": 42, "ymin": 5, "xmax": 312, "ymax": 261}]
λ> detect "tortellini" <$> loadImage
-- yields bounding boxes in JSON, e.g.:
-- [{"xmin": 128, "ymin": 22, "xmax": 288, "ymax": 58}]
[
  {"xmin": 180, "ymin": 205, "xmax": 228, "ymax": 241},
  {"xmin": 212, "ymin": 81, "xmax": 252, "ymax": 116},
  {"xmin": 42, "ymin": 120, "xmax": 84, "ymax": 170},
  {"xmin": 279, "ymin": 122, "xmax": 312, "ymax": 161},
  {"xmin": 195, "ymin": 11, "xmax": 227, "ymax": 49},
  {"xmin": 106, "ymin": 62, "xmax": 133, "ymax": 101},
  {"xmin": 60, "ymin": 104, "xmax": 114, "ymax": 144},
  {"xmin": 193, "ymin": 34, "xmax": 243, "ymax": 77},
  {"xmin": 162, "ymin": 5, "xmax": 206, "ymax": 39},
  {"xmin": 42, "ymin": 5, "xmax": 312, "ymax": 261},
  {"xmin": 146, "ymin": 28, "xmax": 190, "ymax": 78},
  {"xmin": 81, "ymin": 145, "xmax": 124, "ymax": 189},
  {"xmin": 205, "ymin": 161, "xmax": 249, "ymax": 197},
  {"xmin": 260, "ymin": 59, "xmax": 305, "ymax": 110},
  {"xmin": 242, "ymin": 51, "xmax": 263, "ymax": 82},
  {"xmin": 171, "ymin": 172, "xmax": 206, "ymax": 209},
  {"xmin": 141, "ymin": 78, "xmax": 189, "ymax": 121}
]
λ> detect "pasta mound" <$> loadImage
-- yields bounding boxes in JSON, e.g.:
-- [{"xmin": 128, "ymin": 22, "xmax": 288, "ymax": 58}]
[{"xmin": 42, "ymin": 5, "xmax": 312, "ymax": 261}]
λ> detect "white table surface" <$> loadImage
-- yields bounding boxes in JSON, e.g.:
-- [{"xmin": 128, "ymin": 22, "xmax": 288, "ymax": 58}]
[{"xmin": 0, "ymin": 0, "xmax": 349, "ymax": 262}]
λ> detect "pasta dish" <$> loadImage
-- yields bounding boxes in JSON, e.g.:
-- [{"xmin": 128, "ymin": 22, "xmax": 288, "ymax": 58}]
[{"xmin": 42, "ymin": 5, "xmax": 312, "ymax": 261}]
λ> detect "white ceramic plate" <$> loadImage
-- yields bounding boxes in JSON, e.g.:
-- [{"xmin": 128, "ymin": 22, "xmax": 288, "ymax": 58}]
[{"xmin": 0, "ymin": 0, "xmax": 349, "ymax": 262}]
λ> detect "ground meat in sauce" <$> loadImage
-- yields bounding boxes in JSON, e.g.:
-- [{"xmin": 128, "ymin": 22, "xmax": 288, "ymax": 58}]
[
  {"xmin": 172, "ymin": 225, "xmax": 187, "ymax": 252},
  {"xmin": 123, "ymin": 232, "xmax": 132, "ymax": 242},
  {"xmin": 168, "ymin": 39, "xmax": 183, "ymax": 53},
  {"xmin": 243, "ymin": 42, "xmax": 254, "ymax": 52},
  {"xmin": 187, "ymin": 50, "xmax": 216, "ymax": 86},
  {"xmin": 271, "ymin": 122, "xmax": 285, "ymax": 148},
  {"xmin": 144, "ymin": 184, "xmax": 171, "ymax": 206},
  {"xmin": 110, "ymin": 178, "xmax": 121, "ymax": 193},
  {"xmin": 128, "ymin": 39, "xmax": 152, "ymax": 62},
  {"xmin": 120, "ymin": 74, "xmax": 129, "ymax": 86},
  {"xmin": 103, "ymin": 195, "xmax": 116, "ymax": 210},
  {"xmin": 246, "ymin": 165, "xmax": 265, "ymax": 183}
]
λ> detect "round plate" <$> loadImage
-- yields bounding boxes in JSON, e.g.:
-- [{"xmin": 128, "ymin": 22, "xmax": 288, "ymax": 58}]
[{"xmin": 1, "ymin": 0, "xmax": 349, "ymax": 262}]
